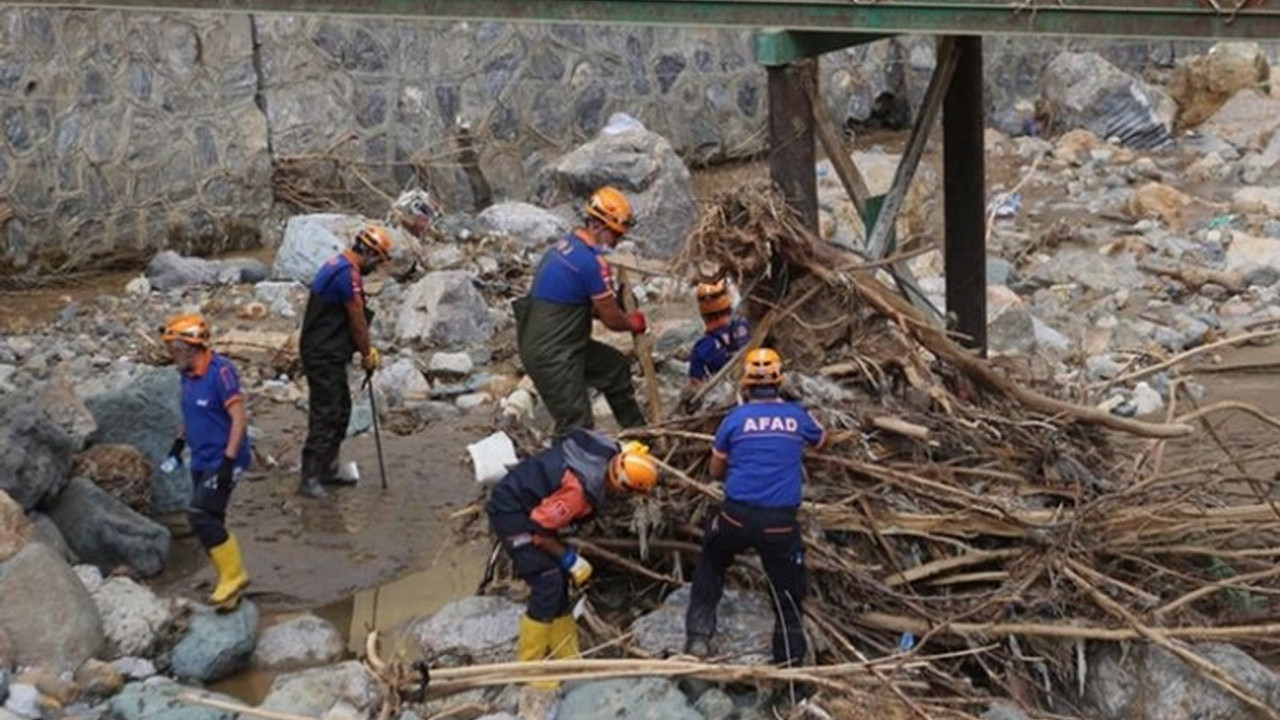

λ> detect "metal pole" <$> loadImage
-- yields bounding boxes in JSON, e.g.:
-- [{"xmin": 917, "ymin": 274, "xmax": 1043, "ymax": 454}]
[
  {"xmin": 767, "ymin": 59, "xmax": 818, "ymax": 234},
  {"xmin": 943, "ymin": 35, "xmax": 987, "ymax": 355},
  {"xmin": 364, "ymin": 371, "xmax": 389, "ymax": 490}
]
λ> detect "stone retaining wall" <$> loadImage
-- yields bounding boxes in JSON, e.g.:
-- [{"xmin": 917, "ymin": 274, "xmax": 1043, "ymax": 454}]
[{"xmin": 0, "ymin": 6, "xmax": 1221, "ymax": 275}]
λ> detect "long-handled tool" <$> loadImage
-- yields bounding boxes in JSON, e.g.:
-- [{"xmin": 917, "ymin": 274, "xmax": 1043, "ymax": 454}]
[
  {"xmin": 616, "ymin": 268, "xmax": 663, "ymax": 428},
  {"xmin": 363, "ymin": 371, "xmax": 389, "ymax": 490}
]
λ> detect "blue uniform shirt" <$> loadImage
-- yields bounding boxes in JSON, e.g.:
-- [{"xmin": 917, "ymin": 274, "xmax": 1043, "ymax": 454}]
[
  {"xmin": 310, "ymin": 251, "xmax": 363, "ymax": 305},
  {"xmin": 181, "ymin": 353, "xmax": 252, "ymax": 473},
  {"xmin": 690, "ymin": 317, "xmax": 751, "ymax": 382},
  {"xmin": 530, "ymin": 231, "xmax": 613, "ymax": 305},
  {"xmin": 713, "ymin": 399, "xmax": 825, "ymax": 509}
]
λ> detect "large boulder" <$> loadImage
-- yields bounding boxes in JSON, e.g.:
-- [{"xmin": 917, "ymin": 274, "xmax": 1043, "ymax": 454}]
[
  {"xmin": 0, "ymin": 493, "xmax": 31, "ymax": 563},
  {"xmin": 91, "ymin": 576, "xmax": 177, "ymax": 658},
  {"xmin": 84, "ymin": 369, "xmax": 187, "ymax": 514},
  {"xmin": 476, "ymin": 202, "xmax": 570, "ymax": 250},
  {"xmin": 1083, "ymin": 641, "xmax": 1280, "ymax": 720},
  {"xmin": 259, "ymin": 661, "xmax": 382, "ymax": 718},
  {"xmin": 1225, "ymin": 231, "xmax": 1280, "ymax": 276},
  {"xmin": 1025, "ymin": 247, "xmax": 1146, "ymax": 294},
  {"xmin": 394, "ymin": 272, "xmax": 495, "ymax": 350},
  {"xmin": 32, "ymin": 380, "xmax": 96, "ymax": 452},
  {"xmin": 273, "ymin": 214, "xmax": 418, "ymax": 284},
  {"xmin": 251, "ymin": 614, "xmax": 345, "ymax": 670},
  {"xmin": 1169, "ymin": 42, "xmax": 1271, "ymax": 128},
  {"xmin": 376, "ymin": 359, "xmax": 432, "ymax": 409},
  {"xmin": 1200, "ymin": 89, "xmax": 1280, "ymax": 152},
  {"xmin": 0, "ymin": 394, "xmax": 76, "ymax": 512},
  {"xmin": 630, "ymin": 585, "xmax": 773, "ymax": 664},
  {"xmin": 170, "ymin": 602, "xmax": 258, "ymax": 683},
  {"xmin": 70, "ymin": 445, "xmax": 153, "ymax": 514},
  {"xmin": 559, "ymin": 678, "xmax": 702, "ymax": 720},
  {"xmin": 400, "ymin": 596, "xmax": 522, "ymax": 665},
  {"xmin": 109, "ymin": 680, "xmax": 242, "ymax": 720},
  {"xmin": 1040, "ymin": 52, "xmax": 1175, "ymax": 150},
  {"xmin": 45, "ymin": 477, "xmax": 171, "ymax": 578},
  {"xmin": 146, "ymin": 252, "xmax": 222, "ymax": 292},
  {"xmin": 0, "ymin": 542, "xmax": 104, "ymax": 671},
  {"xmin": 27, "ymin": 513, "xmax": 73, "ymax": 563},
  {"xmin": 536, "ymin": 128, "xmax": 697, "ymax": 259}
]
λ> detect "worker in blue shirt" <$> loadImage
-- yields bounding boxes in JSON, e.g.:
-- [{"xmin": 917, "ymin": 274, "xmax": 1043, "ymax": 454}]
[
  {"xmin": 297, "ymin": 225, "xmax": 393, "ymax": 498},
  {"xmin": 689, "ymin": 279, "xmax": 751, "ymax": 384},
  {"xmin": 515, "ymin": 187, "xmax": 648, "ymax": 436},
  {"xmin": 159, "ymin": 314, "xmax": 253, "ymax": 611},
  {"xmin": 685, "ymin": 348, "xmax": 825, "ymax": 672}
]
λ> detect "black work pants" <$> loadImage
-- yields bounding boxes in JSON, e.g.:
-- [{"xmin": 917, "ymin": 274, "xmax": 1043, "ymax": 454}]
[
  {"xmin": 490, "ymin": 512, "xmax": 570, "ymax": 622},
  {"xmin": 302, "ymin": 359, "xmax": 350, "ymax": 480},
  {"xmin": 686, "ymin": 500, "xmax": 808, "ymax": 666},
  {"xmin": 188, "ymin": 468, "xmax": 237, "ymax": 550}
]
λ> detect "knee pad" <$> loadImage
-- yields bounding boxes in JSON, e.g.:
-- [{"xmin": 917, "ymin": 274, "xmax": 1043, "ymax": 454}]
[{"xmin": 187, "ymin": 508, "xmax": 228, "ymax": 549}]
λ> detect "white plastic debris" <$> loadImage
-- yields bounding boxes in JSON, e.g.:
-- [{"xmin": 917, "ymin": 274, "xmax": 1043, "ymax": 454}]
[{"xmin": 467, "ymin": 431, "xmax": 519, "ymax": 484}]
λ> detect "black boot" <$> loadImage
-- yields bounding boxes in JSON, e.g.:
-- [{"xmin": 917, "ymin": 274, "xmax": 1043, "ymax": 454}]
[{"xmin": 298, "ymin": 476, "xmax": 328, "ymax": 498}]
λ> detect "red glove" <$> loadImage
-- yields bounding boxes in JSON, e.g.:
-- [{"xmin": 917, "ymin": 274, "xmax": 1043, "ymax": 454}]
[{"xmin": 628, "ymin": 311, "xmax": 647, "ymax": 335}]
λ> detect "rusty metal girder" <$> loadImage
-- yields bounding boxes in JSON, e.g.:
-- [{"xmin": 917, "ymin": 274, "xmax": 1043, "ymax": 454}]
[{"xmin": 3, "ymin": 0, "xmax": 1280, "ymax": 40}]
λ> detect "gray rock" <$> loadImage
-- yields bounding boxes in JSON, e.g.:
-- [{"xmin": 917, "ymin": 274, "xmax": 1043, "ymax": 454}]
[
  {"xmin": 254, "ymin": 281, "xmax": 303, "ymax": 318},
  {"xmin": 4, "ymin": 684, "xmax": 39, "ymax": 719},
  {"xmin": 252, "ymin": 614, "xmax": 345, "ymax": 670},
  {"xmin": 1085, "ymin": 355, "xmax": 1124, "ymax": 382},
  {"xmin": 108, "ymin": 680, "xmax": 242, "ymax": 720},
  {"xmin": 1131, "ymin": 382, "xmax": 1165, "ymax": 417},
  {"xmin": 989, "ymin": 307, "xmax": 1038, "ymax": 357},
  {"xmin": 1201, "ymin": 90, "xmax": 1280, "ymax": 153},
  {"xmin": 425, "ymin": 245, "xmax": 466, "ymax": 270},
  {"xmin": 657, "ymin": 320, "xmax": 705, "ymax": 356},
  {"xmin": 27, "ymin": 512, "xmax": 73, "ymax": 563},
  {"xmin": 217, "ymin": 257, "xmax": 269, "ymax": 284},
  {"xmin": 84, "ymin": 369, "xmax": 187, "ymax": 514},
  {"xmin": 1083, "ymin": 641, "xmax": 1280, "ymax": 720},
  {"xmin": 45, "ymin": 477, "xmax": 171, "ymax": 578},
  {"xmin": 395, "ymin": 271, "xmax": 495, "ymax": 350},
  {"xmin": 376, "ymin": 359, "xmax": 431, "ymax": 408},
  {"xmin": 408, "ymin": 401, "xmax": 462, "ymax": 424},
  {"xmin": 146, "ymin": 252, "xmax": 222, "ymax": 292},
  {"xmin": 1026, "ymin": 247, "xmax": 1145, "ymax": 294},
  {"xmin": 630, "ymin": 585, "xmax": 773, "ymax": 664},
  {"xmin": 982, "ymin": 701, "xmax": 1033, "ymax": 720},
  {"xmin": 272, "ymin": 214, "xmax": 366, "ymax": 284},
  {"xmin": 401, "ymin": 596, "xmax": 523, "ymax": 665},
  {"xmin": 537, "ymin": 128, "xmax": 697, "ymax": 259},
  {"xmin": 110, "ymin": 657, "xmax": 158, "ymax": 681},
  {"xmin": 476, "ymin": 202, "xmax": 570, "ymax": 249},
  {"xmin": 473, "ymin": 715, "xmax": 518, "ymax": 720},
  {"xmin": 1041, "ymin": 52, "xmax": 1175, "ymax": 150},
  {"xmin": 559, "ymin": 678, "xmax": 702, "ymax": 720},
  {"xmin": 428, "ymin": 352, "xmax": 474, "ymax": 377},
  {"xmin": 0, "ymin": 542, "xmax": 104, "ymax": 671},
  {"xmin": 693, "ymin": 687, "xmax": 736, "ymax": 720},
  {"xmin": 260, "ymin": 661, "xmax": 382, "ymax": 718},
  {"xmin": 345, "ymin": 396, "xmax": 372, "ymax": 438},
  {"xmin": 0, "ymin": 393, "xmax": 76, "ymax": 512},
  {"xmin": 170, "ymin": 602, "xmax": 259, "ymax": 683},
  {"xmin": 91, "ymin": 576, "xmax": 176, "ymax": 658},
  {"xmin": 986, "ymin": 257, "xmax": 1018, "ymax": 286}
]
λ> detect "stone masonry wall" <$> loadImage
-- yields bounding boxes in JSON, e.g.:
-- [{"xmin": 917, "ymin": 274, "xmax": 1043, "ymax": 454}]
[{"xmin": 0, "ymin": 6, "xmax": 1224, "ymax": 276}]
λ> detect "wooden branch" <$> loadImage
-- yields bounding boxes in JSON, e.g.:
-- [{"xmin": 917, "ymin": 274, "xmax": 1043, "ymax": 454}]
[
  {"xmin": 855, "ymin": 612, "xmax": 1280, "ymax": 642},
  {"xmin": 872, "ymin": 415, "xmax": 932, "ymax": 440},
  {"xmin": 882, "ymin": 549, "xmax": 1020, "ymax": 588},
  {"xmin": 1141, "ymin": 259, "xmax": 1246, "ymax": 294},
  {"xmin": 616, "ymin": 268, "xmax": 664, "ymax": 430},
  {"xmin": 1099, "ymin": 328, "xmax": 1280, "ymax": 390}
]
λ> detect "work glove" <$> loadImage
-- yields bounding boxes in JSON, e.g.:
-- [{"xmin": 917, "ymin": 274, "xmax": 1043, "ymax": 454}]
[
  {"xmin": 560, "ymin": 550, "xmax": 593, "ymax": 588},
  {"xmin": 160, "ymin": 437, "xmax": 185, "ymax": 473},
  {"xmin": 361, "ymin": 347, "xmax": 382, "ymax": 373},
  {"xmin": 627, "ymin": 311, "xmax": 647, "ymax": 335},
  {"xmin": 216, "ymin": 456, "xmax": 236, "ymax": 491}
]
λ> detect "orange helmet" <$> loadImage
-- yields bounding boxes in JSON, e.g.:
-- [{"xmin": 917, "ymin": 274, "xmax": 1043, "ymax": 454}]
[
  {"xmin": 161, "ymin": 313, "xmax": 210, "ymax": 347},
  {"xmin": 696, "ymin": 279, "xmax": 732, "ymax": 317},
  {"xmin": 355, "ymin": 224, "xmax": 394, "ymax": 261},
  {"xmin": 585, "ymin": 186, "xmax": 634, "ymax": 235},
  {"xmin": 608, "ymin": 441, "xmax": 661, "ymax": 493},
  {"xmin": 742, "ymin": 348, "xmax": 783, "ymax": 387}
]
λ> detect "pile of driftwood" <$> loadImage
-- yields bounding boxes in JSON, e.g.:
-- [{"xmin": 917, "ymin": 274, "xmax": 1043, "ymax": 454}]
[{"xmin": 552, "ymin": 185, "xmax": 1280, "ymax": 718}]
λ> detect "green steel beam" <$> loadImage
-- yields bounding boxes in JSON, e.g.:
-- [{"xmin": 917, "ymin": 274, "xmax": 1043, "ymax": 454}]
[
  {"xmin": 754, "ymin": 30, "xmax": 891, "ymax": 67},
  {"xmin": 6, "ymin": 0, "xmax": 1280, "ymax": 40}
]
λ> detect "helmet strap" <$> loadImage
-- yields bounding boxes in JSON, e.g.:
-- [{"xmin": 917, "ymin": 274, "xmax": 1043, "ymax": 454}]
[{"xmin": 745, "ymin": 385, "xmax": 780, "ymax": 400}]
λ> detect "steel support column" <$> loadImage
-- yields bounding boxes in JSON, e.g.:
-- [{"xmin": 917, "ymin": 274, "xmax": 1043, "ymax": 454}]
[
  {"xmin": 767, "ymin": 60, "xmax": 818, "ymax": 233},
  {"xmin": 943, "ymin": 35, "xmax": 987, "ymax": 354}
]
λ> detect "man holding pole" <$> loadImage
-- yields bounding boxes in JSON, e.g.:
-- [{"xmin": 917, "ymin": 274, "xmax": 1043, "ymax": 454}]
[{"xmin": 297, "ymin": 224, "xmax": 392, "ymax": 498}]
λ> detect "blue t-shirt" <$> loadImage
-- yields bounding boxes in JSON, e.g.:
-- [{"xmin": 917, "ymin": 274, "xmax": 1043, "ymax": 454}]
[
  {"xmin": 181, "ymin": 353, "xmax": 253, "ymax": 473},
  {"xmin": 530, "ymin": 232, "xmax": 613, "ymax": 305},
  {"xmin": 310, "ymin": 252, "xmax": 362, "ymax": 306},
  {"xmin": 713, "ymin": 400, "xmax": 825, "ymax": 509},
  {"xmin": 690, "ymin": 317, "xmax": 751, "ymax": 382}
]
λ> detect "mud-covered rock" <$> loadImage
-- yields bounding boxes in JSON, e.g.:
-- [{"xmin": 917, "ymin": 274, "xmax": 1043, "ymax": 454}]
[
  {"xmin": 259, "ymin": 661, "xmax": 382, "ymax": 718},
  {"xmin": 252, "ymin": 614, "xmax": 345, "ymax": 670},
  {"xmin": 170, "ymin": 602, "xmax": 258, "ymax": 683},
  {"xmin": 1041, "ymin": 52, "xmax": 1175, "ymax": 150},
  {"xmin": 45, "ymin": 478, "xmax": 170, "ymax": 578},
  {"xmin": 395, "ymin": 272, "xmax": 494, "ymax": 350},
  {"xmin": 476, "ymin": 202, "xmax": 569, "ymax": 249},
  {"xmin": 0, "ymin": 542, "xmax": 104, "ymax": 672},
  {"xmin": 559, "ymin": 678, "xmax": 702, "ymax": 720},
  {"xmin": 91, "ymin": 576, "xmax": 176, "ymax": 658},
  {"xmin": 0, "ymin": 395, "xmax": 75, "ymax": 512},
  {"xmin": 630, "ymin": 585, "xmax": 773, "ymax": 664},
  {"xmin": 109, "ymin": 680, "xmax": 242, "ymax": 720},
  {"xmin": 401, "ymin": 596, "xmax": 522, "ymax": 664}
]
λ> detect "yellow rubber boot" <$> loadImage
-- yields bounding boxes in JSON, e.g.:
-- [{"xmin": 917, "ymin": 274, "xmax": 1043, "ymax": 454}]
[
  {"xmin": 208, "ymin": 534, "xmax": 251, "ymax": 611},
  {"xmin": 548, "ymin": 614, "xmax": 580, "ymax": 660},
  {"xmin": 517, "ymin": 615, "xmax": 558, "ymax": 692}
]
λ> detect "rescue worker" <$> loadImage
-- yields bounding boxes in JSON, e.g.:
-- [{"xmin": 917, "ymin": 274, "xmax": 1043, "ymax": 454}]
[
  {"xmin": 298, "ymin": 225, "xmax": 393, "ymax": 498},
  {"xmin": 688, "ymin": 278, "xmax": 751, "ymax": 384},
  {"xmin": 515, "ymin": 186, "xmax": 647, "ymax": 437},
  {"xmin": 685, "ymin": 348, "xmax": 825, "ymax": 676},
  {"xmin": 159, "ymin": 314, "xmax": 253, "ymax": 611},
  {"xmin": 485, "ymin": 429, "xmax": 661, "ymax": 718}
]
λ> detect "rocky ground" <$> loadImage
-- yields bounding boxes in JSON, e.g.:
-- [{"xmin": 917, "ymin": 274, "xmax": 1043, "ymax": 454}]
[{"xmin": 3, "ymin": 41, "xmax": 1280, "ymax": 720}]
